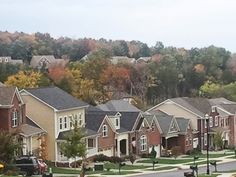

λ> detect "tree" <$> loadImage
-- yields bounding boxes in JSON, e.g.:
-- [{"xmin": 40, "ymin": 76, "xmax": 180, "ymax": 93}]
[
  {"xmin": 0, "ymin": 130, "xmax": 21, "ymax": 163},
  {"xmin": 4, "ymin": 70, "xmax": 42, "ymax": 89},
  {"xmin": 213, "ymin": 131, "xmax": 223, "ymax": 150},
  {"xmin": 60, "ymin": 122, "xmax": 87, "ymax": 177}
]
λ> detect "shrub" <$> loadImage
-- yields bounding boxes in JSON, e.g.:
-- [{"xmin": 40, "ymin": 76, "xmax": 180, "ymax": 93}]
[
  {"xmin": 150, "ymin": 146, "xmax": 157, "ymax": 159},
  {"xmin": 104, "ymin": 162, "xmax": 116, "ymax": 171},
  {"xmin": 93, "ymin": 154, "xmax": 111, "ymax": 162}
]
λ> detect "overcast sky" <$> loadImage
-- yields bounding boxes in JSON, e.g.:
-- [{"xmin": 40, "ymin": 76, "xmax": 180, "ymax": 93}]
[{"xmin": 1, "ymin": 0, "xmax": 236, "ymax": 52}]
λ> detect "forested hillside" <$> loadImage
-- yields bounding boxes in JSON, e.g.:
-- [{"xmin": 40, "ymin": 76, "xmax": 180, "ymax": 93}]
[{"xmin": 1, "ymin": 31, "xmax": 236, "ymax": 108}]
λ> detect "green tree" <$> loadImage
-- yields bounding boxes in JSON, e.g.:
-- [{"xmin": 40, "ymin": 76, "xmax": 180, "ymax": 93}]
[
  {"xmin": 0, "ymin": 130, "xmax": 21, "ymax": 163},
  {"xmin": 213, "ymin": 131, "xmax": 223, "ymax": 150},
  {"xmin": 60, "ymin": 122, "xmax": 87, "ymax": 177}
]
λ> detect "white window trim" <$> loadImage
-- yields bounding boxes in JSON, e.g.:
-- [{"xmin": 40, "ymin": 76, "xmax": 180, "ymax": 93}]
[
  {"xmin": 102, "ymin": 124, "xmax": 108, "ymax": 137},
  {"xmin": 215, "ymin": 116, "xmax": 219, "ymax": 126},
  {"xmin": 140, "ymin": 135, "xmax": 147, "ymax": 151},
  {"xmin": 64, "ymin": 116, "xmax": 68, "ymax": 129},
  {"xmin": 12, "ymin": 110, "xmax": 18, "ymax": 127},
  {"xmin": 59, "ymin": 117, "xmax": 63, "ymax": 130},
  {"xmin": 209, "ymin": 116, "xmax": 213, "ymax": 127}
]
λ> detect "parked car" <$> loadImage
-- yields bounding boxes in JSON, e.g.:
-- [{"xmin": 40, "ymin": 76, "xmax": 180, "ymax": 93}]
[
  {"xmin": 37, "ymin": 159, "xmax": 48, "ymax": 174},
  {"xmin": 15, "ymin": 156, "xmax": 39, "ymax": 176}
]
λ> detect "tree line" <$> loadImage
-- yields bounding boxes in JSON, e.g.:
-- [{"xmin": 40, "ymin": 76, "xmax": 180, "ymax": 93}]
[{"xmin": 1, "ymin": 31, "xmax": 236, "ymax": 108}]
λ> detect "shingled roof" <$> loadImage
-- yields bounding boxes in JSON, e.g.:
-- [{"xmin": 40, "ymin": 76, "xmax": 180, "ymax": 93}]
[
  {"xmin": 0, "ymin": 86, "xmax": 17, "ymax": 106},
  {"xmin": 170, "ymin": 97, "xmax": 212, "ymax": 117},
  {"xmin": 176, "ymin": 117, "xmax": 190, "ymax": 134},
  {"xmin": 96, "ymin": 100, "xmax": 141, "ymax": 112},
  {"xmin": 24, "ymin": 87, "xmax": 88, "ymax": 110},
  {"xmin": 154, "ymin": 115, "xmax": 175, "ymax": 135}
]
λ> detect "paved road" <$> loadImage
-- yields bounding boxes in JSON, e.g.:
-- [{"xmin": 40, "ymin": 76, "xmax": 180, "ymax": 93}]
[{"xmin": 133, "ymin": 161, "xmax": 236, "ymax": 177}]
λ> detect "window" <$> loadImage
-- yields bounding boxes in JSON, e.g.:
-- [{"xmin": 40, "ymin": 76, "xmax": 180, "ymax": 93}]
[
  {"xmin": 215, "ymin": 116, "xmax": 219, "ymax": 126},
  {"xmin": 185, "ymin": 138, "xmax": 189, "ymax": 146},
  {"xmin": 140, "ymin": 135, "xmax": 147, "ymax": 151},
  {"xmin": 64, "ymin": 116, "xmax": 67, "ymax": 129},
  {"xmin": 69, "ymin": 115, "xmax": 73, "ymax": 128},
  {"xmin": 12, "ymin": 110, "xmax": 18, "ymax": 127},
  {"xmin": 189, "ymin": 137, "xmax": 192, "ymax": 145},
  {"xmin": 115, "ymin": 118, "xmax": 119, "ymax": 127},
  {"xmin": 204, "ymin": 133, "xmax": 207, "ymax": 146},
  {"xmin": 209, "ymin": 116, "xmax": 213, "ymax": 127},
  {"xmin": 225, "ymin": 118, "xmax": 229, "ymax": 126},
  {"xmin": 78, "ymin": 113, "xmax": 82, "ymax": 126},
  {"xmin": 151, "ymin": 122, "xmax": 155, "ymax": 132},
  {"xmin": 220, "ymin": 118, "xmax": 224, "ymax": 127},
  {"xmin": 59, "ymin": 117, "xmax": 63, "ymax": 130},
  {"xmin": 88, "ymin": 139, "xmax": 95, "ymax": 148},
  {"xmin": 102, "ymin": 124, "xmax": 108, "ymax": 137}
]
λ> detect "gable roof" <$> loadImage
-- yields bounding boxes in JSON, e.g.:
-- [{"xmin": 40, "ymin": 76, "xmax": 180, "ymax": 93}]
[
  {"xmin": 96, "ymin": 100, "xmax": 141, "ymax": 112},
  {"xmin": 209, "ymin": 98, "xmax": 236, "ymax": 105},
  {"xmin": 176, "ymin": 117, "xmax": 190, "ymax": 134},
  {"xmin": 154, "ymin": 115, "xmax": 176, "ymax": 135},
  {"xmin": 217, "ymin": 104, "xmax": 236, "ymax": 115},
  {"xmin": 170, "ymin": 97, "xmax": 211, "ymax": 117},
  {"xmin": 0, "ymin": 86, "xmax": 17, "ymax": 106},
  {"xmin": 85, "ymin": 111, "xmax": 108, "ymax": 132},
  {"xmin": 24, "ymin": 87, "xmax": 88, "ymax": 110},
  {"xmin": 119, "ymin": 111, "xmax": 141, "ymax": 132}
]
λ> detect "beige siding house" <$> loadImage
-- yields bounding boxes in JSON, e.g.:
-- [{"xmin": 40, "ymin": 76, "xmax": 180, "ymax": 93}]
[{"xmin": 20, "ymin": 87, "xmax": 88, "ymax": 162}]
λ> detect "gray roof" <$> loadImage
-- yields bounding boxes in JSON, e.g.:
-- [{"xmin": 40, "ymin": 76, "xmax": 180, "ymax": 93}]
[
  {"xmin": 57, "ymin": 128, "xmax": 97, "ymax": 140},
  {"xmin": 209, "ymin": 98, "xmax": 236, "ymax": 105},
  {"xmin": 218, "ymin": 104, "xmax": 236, "ymax": 115},
  {"xmin": 170, "ymin": 97, "xmax": 211, "ymax": 117},
  {"xmin": 148, "ymin": 109, "xmax": 169, "ymax": 116},
  {"xmin": 175, "ymin": 117, "xmax": 190, "ymax": 134},
  {"xmin": 142, "ymin": 114, "xmax": 155, "ymax": 126},
  {"xmin": 0, "ymin": 86, "xmax": 16, "ymax": 105},
  {"xmin": 154, "ymin": 115, "xmax": 174, "ymax": 135},
  {"xmin": 85, "ymin": 110, "xmax": 140, "ymax": 133},
  {"xmin": 25, "ymin": 87, "xmax": 88, "ymax": 110},
  {"xmin": 96, "ymin": 100, "xmax": 141, "ymax": 112},
  {"xmin": 19, "ymin": 124, "xmax": 45, "ymax": 137},
  {"xmin": 0, "ymin": 82, "xmax": 5, "ymax": 87}
]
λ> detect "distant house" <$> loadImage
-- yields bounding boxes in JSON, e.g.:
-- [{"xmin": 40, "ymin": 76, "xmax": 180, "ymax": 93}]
[
  {"xmin": 136, "ymin": 57, "xmax": 152, "ymax": 64},
  {"xmin": 0, "ymin": 86, "xmax": 45, "ymax": 155},
  {"xmin": 147, "ymin": 97, "xmax": 236, "ymax": 150},
  {"xmin": 20, "ymin": 86, "xmax": 88, "ymax": 162},
  {"xmin": 30, "ymin": 55, "xmax": 68, "ymax": 69},
  {"xmin": 96, "ymin": 100, "xmax": 141, "ymax": 112},
  {"xmin": 110, "ymin": 56, "xmax": 136, "ymax": 65},
  {"xmin": 0, "ymin": 56, "xmax": 23, "ymax": 65}
]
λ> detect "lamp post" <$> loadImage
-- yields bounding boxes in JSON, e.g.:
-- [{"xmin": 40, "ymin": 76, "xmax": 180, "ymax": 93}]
[{"xmin": 205, "ymin": 114, "xmax": 210, "ymax": 175}]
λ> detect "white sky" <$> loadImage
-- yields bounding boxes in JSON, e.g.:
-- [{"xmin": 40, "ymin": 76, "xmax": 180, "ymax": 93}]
[{"xmin": 1, "ymin": 0, "xmax": 236, "ymax": 52}]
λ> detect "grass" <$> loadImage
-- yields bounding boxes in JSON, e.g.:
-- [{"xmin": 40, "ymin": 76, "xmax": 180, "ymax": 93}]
[
  {"xmin": 108, "ymin": 164, "xmax": 151, "ymax": 170},
  {"xmin": 184, "ymin": 153, "xmax": 234, "ymax": 159},
  {"xmin": 137, "ymin": 158, "xmax": 194, "ymax": 164},
  {"xmin": 186, "ymin": 160, "xmax": 221, "ymax": 166},
  {"xmin": 51, "ymin": 166, "xmax": 81, "ymax": 174},
  {"xmin": 145, "ymin": 166, "xmax": 176, "ymax": 171},
  {"xmin": 198, "ymin": 174, "xmax": 220, "ymax": 177},
  {"xmin": 101, "ymin": 171, "xmax": 140, "ymax": 175}
]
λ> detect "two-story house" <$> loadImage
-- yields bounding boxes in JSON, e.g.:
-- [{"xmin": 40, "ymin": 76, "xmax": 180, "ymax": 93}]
[
  {"xmin": 0, "ymin": 86, "xmax": 45, "ymax": 156},
  {"xmin": 20, "ymin": 86, "xmax": 88, "ymax": 162}
]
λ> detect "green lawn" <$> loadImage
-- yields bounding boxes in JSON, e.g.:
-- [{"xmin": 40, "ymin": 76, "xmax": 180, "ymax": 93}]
[
  {"xmin": 184, "ymin": 153, "xmax": 234, "ymax": 159},
  {"xmin": 186, "ymin": 160, "xmax": 221, "ymax": 166},
  {"xmin": 145, "ymin": 166, "xmax": 176, "ymax": 171},
  {"xmin": 114, "ymin": 164, "xmax": 151, "ymax": 170},
  {"xmin": 137, "ymin": 158, "xmax": 194, "ymax": 164},
  {"xmin": 198, "ymin": 174, "xmax": 220, "ymax": 177},
  {"xmin": 101, "ymin": 171, "xmax": 140, "ymax": 175}
]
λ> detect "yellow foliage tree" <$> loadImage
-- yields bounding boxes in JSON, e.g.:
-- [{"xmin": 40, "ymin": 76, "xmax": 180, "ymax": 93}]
[{"xmin": 4, "ymin": 71, "xmax": 42, "ymax": 89}]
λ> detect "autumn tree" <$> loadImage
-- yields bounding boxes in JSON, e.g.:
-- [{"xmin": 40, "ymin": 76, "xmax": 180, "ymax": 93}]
[{"xmin": 4, "ymin": 70, "xmax": 42, "ymax": 89}]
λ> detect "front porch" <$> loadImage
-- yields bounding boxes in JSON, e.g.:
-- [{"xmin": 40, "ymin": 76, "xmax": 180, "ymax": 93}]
[
  {"xmin": 161, "ymin": 134, "xmax": 178, "ymax": 156},
  {"xmin": 115, "ymin": 134, "xmax": 129, "ymax": 157}
]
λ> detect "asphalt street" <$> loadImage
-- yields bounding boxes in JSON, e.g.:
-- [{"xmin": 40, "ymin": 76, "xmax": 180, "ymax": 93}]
[{"xmin": 133, "ymin": 161, "xmax": 236, "ymax": 177}]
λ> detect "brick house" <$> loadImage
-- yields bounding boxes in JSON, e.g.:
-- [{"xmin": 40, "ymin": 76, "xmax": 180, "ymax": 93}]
[{"xmin": 0, "ymin": 86, "xmax": 45, "ymax": 155}]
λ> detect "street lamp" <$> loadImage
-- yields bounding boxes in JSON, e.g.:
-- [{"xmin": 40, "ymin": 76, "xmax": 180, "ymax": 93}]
[{"xmin": 205, "ymin": 114, "xmax": 210, "ymax": 175}]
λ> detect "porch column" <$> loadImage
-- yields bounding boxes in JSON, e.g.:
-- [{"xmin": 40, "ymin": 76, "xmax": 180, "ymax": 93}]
[
  {"xmin": 126, "ymin": 139, "xmax": 129, "ymax": 155},
  {"xmin": 96, "ymin": 137, "xmax": 98, "ymax": 152},
  {"xmin": 165, "ymin": 137, "xmax": 168, "ymax": 150},
  {"xmin": 117, "ymin": 140, "xmax": 120, "ymax": 157},
  {"xmin": 30, "ymin": 136, "xmax": 32, "ymax": 154}
]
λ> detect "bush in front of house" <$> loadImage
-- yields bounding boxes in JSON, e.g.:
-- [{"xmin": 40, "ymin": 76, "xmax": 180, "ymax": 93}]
[{"xmin": 171, "ymin": 146, "xmax": 181, "ymax": 159}]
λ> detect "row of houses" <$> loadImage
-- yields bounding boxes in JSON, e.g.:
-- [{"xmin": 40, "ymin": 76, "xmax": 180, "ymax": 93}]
[{"xmin": 1, "ymin": 85, "xmax": 236, "ymax": 164}]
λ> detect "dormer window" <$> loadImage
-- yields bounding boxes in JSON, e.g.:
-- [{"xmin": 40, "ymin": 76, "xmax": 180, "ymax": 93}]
[
  {"xmin": 102, "ymin": 124, "xmax": 108, "ymax": 137},
  {"xmin": 151, "ymin": 122, "xmax": 155, "ymax": 131},
  {"xmin": 215, "ymin": 116, "xmax": 219, "ymax": 126},
  {"xmin": 12, "ymin": 110, "xmax": 18, "ymax": 127},
  {"xmin": 211, "ymin": 107, "xmax": 215, "ymax": 112}
]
